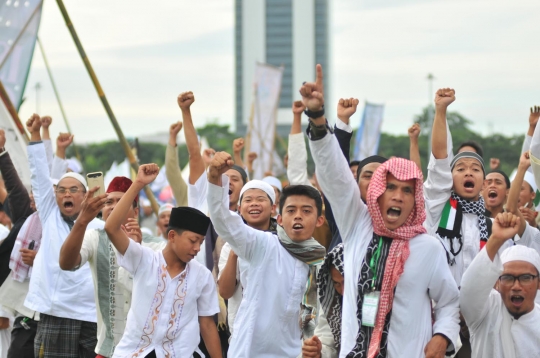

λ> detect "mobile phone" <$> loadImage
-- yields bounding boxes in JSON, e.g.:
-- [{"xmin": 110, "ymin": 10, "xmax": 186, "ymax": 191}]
[
  {"xmin": 87, "ymin": 172, "xmax": 105, "ymax": 197},
  {"xmin": 28, "ymin": 240, "xmax": 35, "ymax": 250}
]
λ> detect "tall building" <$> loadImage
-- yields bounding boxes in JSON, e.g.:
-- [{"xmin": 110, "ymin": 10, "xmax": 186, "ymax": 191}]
[{"xmin": 235, "ymin": 0, "xmax": 329, "ymax": 137}]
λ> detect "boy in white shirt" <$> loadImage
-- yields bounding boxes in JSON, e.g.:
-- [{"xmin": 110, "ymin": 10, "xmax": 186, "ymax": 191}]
[{"xmin": 105, "ymin": 164, "xmax": 222, "ymax": 358}]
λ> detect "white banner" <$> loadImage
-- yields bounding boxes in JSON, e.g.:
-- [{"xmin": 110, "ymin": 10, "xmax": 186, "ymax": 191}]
[
  {"xmin": 0, "ymin": 0, "xmax": 43, "ymax": 109},
  {"xmin": 246, "ymin": 62, "xmax": 283, "ymax": 179},
  {"xmin": 0, "ymin": 96, "xmax": 30, "ymax": 189},
  {"xmin": 353, "ymin": 102, "xmax": 385, "ymax": 161}
]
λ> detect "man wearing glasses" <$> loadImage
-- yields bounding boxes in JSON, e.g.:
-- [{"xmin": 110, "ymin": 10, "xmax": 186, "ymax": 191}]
[
  {"xmin": 24, "ymin": 114, "xmax": 104, "ymax": 358},
  {"xmin": 461, "ymin": 212, "xmax": 540, "ymax": 358}
]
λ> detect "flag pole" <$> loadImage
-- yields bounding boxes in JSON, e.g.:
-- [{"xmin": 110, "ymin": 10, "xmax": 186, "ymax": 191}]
[
  {"xmin": 36, "ymin": 37, "xmax": 82, "ymax": 162},
  {"xmin": 55, "ymin": 0, "xmax": 160, "ymax": 215}
]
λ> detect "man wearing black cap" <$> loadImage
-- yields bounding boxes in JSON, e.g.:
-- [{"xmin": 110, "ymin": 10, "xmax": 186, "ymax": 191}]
[{"xmin": 104, "ymin": 164, "xmax": 222, "ymax": 358}]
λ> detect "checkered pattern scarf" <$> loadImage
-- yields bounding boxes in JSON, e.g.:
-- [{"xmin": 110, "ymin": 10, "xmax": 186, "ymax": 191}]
[
  {"xmin": 365, "ymin": 157, "xmax": 427, "ymax": 358},
  {"xmin": 317, "ymin": 243, "xmax": 344, "ymax": 349},
  {"xmin": 451, "ymin": 191, "xmax": 489, "ymax": 242},
  {"xmin": 9, "ymin": 212, "xmax": 42, "ymax": 282}
]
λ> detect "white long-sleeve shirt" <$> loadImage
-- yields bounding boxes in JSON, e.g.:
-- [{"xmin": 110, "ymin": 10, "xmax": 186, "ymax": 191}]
[
  {"xmin": 208, "ymin": 175, "xmax": 308, "ymax": 357},
  {"xmin": 24, "ymin": 142, "xmax": 103, "ymax": 322},
  {"xmin": 309, "ymin": 133, "xmax": 460, "ymax": 358},
  {"xmin": 460, "ymin": 248, "xmax": 540, "ymax": 358},
  {"xmin": 423, "ymin": 153, "xmax": 516, "ymax": 286}
]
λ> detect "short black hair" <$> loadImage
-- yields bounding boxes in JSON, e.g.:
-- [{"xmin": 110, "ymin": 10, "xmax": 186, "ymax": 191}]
[
  {"xmin": 349, "ymin": 160, "xmax": 361, "ymax": 169},
  {"xmin": 279, "ymin": 185, "xmax": 323, "ymax": 216},
  {"xmin": 457, "ymin": 141, "xmax": 484, "ymax": 158},
  {"xmin": 487, "ymin": 170, "xmax": 510, "ymax": 189},
  {"xmin": 166, "ymin": 227, "xmax": 186, "ymax": 236}
]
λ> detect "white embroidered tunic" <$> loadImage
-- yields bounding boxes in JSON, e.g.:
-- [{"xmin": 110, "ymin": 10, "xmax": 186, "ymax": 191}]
[{"xmin": 112, "ymin": 240, "xmax": 219, "ymax": 358}]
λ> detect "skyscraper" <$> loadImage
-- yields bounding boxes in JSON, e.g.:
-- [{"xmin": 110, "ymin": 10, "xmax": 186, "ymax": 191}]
[{"xmin": 235, "ymin": 0, "xmax": 329, "ymax": 136}]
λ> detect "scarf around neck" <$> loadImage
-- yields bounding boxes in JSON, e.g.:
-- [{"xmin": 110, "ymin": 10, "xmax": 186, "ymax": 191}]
[
  {"xmin": 317, "ymin": 243, "xmax": 344, "ymax": 349},
  {"xmin": 436, "ymin": 191, "xmax": 489, "ymax": 265},
  {"xmin": 277, "ymin": 225, "xmax": 326, "ymax": 338},
  {"xmin": 365, "ymin": 157, "xmax": 426, "ymax": 358}
]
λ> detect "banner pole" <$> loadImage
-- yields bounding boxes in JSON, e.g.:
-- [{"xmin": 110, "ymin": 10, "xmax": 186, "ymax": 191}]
[{"xmin": 55, "ymin": 0, "xmax": 159, "ymax": 215}]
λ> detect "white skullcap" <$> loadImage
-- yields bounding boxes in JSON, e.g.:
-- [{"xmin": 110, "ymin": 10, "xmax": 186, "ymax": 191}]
[
  {"xmin": 262, "ymin": 176, "xmax": 282, "ymax": 192},
  {"xmin": 501, "ymin": 245, "xmax": 540, "ymax": 274},
  {"xmin": 158, "ymin": 204, "xmax": 174, "ymax": 216},
  {"xmin": 240, "ymin": 180, "xmax": 276, "ymax": 204},
  {"xmin": 67, "ymin": 157, "xmax": 83, "ymax": 173},
  {"xmin": 510, "ymin": 169, "xmax": 538, "ymax": 194},
  {"xmin": 59, "ymin": 172, "xmax": 87, "ymax": 189}
]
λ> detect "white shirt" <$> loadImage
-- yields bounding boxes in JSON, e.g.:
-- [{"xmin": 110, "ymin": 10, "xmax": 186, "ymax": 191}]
[
  {"xmin": 460, "ymin": 249, "xmax": 540, "ymax": 358},
  {"xmin": 208, "ymin": 176, "xmax": 309, "ymax": 358},
  {"xmin": 113, "ymin": 240, "xmax": 219, "ymax": 358},
  {"xmin": 424, "ymin": 153, "xmax": 514, "ymax": 287},
  {"xmin": 187, "ymin": 172, "xmax": 209, "ymax": 266},
  {"xmin": 309, "ymin": 133, "xmax": 460, "ymax": 358},
  {"xmin": 217, "ymin": 242, "xmax": 243, "ymax": 336},
  {"xmin": 25, "ymin": 142, "xmax": 103, "ymax": 322}
]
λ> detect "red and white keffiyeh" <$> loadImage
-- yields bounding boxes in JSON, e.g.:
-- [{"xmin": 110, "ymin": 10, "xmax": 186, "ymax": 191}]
[{"xmin": 365, "ymin": 157, "xmax": 426, "ymax": 358}]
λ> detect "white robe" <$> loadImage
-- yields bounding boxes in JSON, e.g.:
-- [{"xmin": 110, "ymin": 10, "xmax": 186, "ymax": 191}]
[
  {"xmin": 208, "ymin": 176, "xmax": 308, "ymax": 357},
  {"xmin": 460, "ymin": 248, "xmax": 540, "ymax": 358},
  {"xmin": 309, "ymin": 133, "xmax": 460, "ymax": 358}
]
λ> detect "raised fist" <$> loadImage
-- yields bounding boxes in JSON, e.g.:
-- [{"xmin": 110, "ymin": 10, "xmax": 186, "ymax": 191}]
[
  {"xmin": 177, "ymin": 91, "xmax": 195, "ymax": 110},
  {"xmin": 489, "ymin": 158, "xmax": 500, "ymax": 171},
  {"xmin": 247, "ymin": 152, "xmax": 258, "ymax": 164},
  {"xmin": 299, "ymin": 64, "xmax": 325, "ymax": 113},
  {"xmin": 519, "ymin": 151, "xmax": 531, "ymax": 170},
  {"xmin": 26, "ymin": 113, "xmax": 41, "ymax": 134},
  {"xmin": 136, "ymin": 164, "xmax": 160, "ymax": 186},
  {"xmin": 408, "ymin": 123, "xmax": 421, "ymax": 139},
  {"xmin": 337, "ymin": 98, "xmax": 359, "ymax": 123},
  {"xmin": 434, "ymin": 88, "xmax": 455, "ymax": 109},
  {"xmin": 208, "ymin": 152, "xmax": 234, "ymax": 182},
  {"xmin": 233, "ymin": 138, "xmax": 245, "ymax": 153},
  {"xmin": 41, "ymin": 116, "xmax": 52, "ymax": 129},
  {"xmin": 292, "ymin": 100, "xmax": 306, "ymax": 115},
  {"xmin": 169, "ymin": 121, "xmax": 183, "ymax": 137},
  {"xmin": 492, "ymin": 212, "xmax": 520, "ymax": 241},
  {"xmin": 57, "ymin": 133, "xmax": 74, "ymax": 149},
  {"xmin": 530, "ymin": 105, "xmax": 540, "ymax": 128},
  {"xmin": 202, "ymin": 148, "xmax": 216, "ymax": 167}
]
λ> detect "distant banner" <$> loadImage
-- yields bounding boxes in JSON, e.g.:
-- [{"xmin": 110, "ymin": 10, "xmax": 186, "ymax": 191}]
[
  {"xmin": 0, "ymin": 94, "xmax": 30, "ymax": 189},
  {"xmin": 0, "ymin": 0, "xmax": 43, "ymax": 109},
  {"xmin": 246, "ymin": 62, "xmax": 283, "ymax": 179},
  {"xmin": 353, "ymin": 102, "xmax": 385, "ymax": 161}
]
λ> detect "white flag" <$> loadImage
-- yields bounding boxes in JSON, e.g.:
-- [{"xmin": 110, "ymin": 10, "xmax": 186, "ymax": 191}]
[
  {"xmin": 0, "ymin": 96, "xmax": 30, "ymax": 188},
  {"xmin": 0, "ymin": 0, "xmax": 43, "ymax": 109},
  {"xmin": 246, "ymin": 62, "xmax": 283, "ymax": 179},
  {"xmin": 353, "ymin": 102, "xmax": 385, "ymax": 161}
]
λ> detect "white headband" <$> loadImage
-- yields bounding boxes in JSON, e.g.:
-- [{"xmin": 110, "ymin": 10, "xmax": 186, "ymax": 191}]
[
  {"xmin": 240, "ymin": 180, "xmax": 276, "ymax": 204},
  {"xmin": 262, "ymin": 176, "xmax": 282, "ymax": 192},
  {"xmin": 501, "ymin": 245, "xmax": 540, "ymax": 274},
  {"xmin": 158, "ymin": 204, "xmax": 174, "ymax": 216},
  {"xmin": 59, "ymin": 172, "xmax": 87, "ymax": 189}
]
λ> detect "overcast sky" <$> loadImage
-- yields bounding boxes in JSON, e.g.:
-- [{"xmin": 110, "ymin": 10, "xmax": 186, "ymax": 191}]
[{"xmin": 18, "ymin": 0, "xmax": 540, "ymax": 143}]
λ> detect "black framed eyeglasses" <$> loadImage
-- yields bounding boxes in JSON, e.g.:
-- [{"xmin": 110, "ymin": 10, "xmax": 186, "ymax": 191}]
[
  {"xmin": 55, "ymin": 187, "xmax": 82, "ymax": 195},
  {"xmin": 498, "ymin": 274, "xmax": 538, "ymax": 286}
]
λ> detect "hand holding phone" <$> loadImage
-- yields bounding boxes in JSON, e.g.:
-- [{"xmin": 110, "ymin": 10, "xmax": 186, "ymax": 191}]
[{"xmin": 87, "ymin": 172, "xmax": 105, "ymax": 197}]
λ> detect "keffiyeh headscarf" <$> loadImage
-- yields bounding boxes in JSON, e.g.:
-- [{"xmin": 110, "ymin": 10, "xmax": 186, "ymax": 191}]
[
  {"xmin": 365, "ymin": 157, "xmax": 427, "ymax": 358},
  {"xmin": 317, "ymin": 244, "xmax": 344, "ymax": 349}
]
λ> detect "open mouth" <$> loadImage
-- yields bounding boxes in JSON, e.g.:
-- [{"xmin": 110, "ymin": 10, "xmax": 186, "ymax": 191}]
[
  {"xmin": 464, "ymin": 180, "xmax": 475, "ymax": 189},
  {"xmin": 488, "ymin": 190, "xmax": 498, "ymax": 199},
  {"xmin": 248, "ymin": 210, "xmax": 261, "ymax": 215},
  {"xmin": 511, "ymin": 295, "xmax": 524, "ymax": 306},
  {"xmin": 387, "ymin": 207, "xmax": 401, "ymax": 218},
  {"xmin": 63, "ymin": 201, "xmax": 74, "ymax": 209},
  {"xmin": 228, "ymin": 188, "xmax": 233, "ymax": 195},
  {"xmin": 292, "ymin": 223, "xmax": 304, "ymax": 230}
]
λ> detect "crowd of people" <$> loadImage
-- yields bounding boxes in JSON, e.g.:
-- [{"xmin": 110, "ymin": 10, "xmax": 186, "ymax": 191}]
[{"xmin": 0, "ymin": 64, "xmax": 539, "ymax": 358}]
